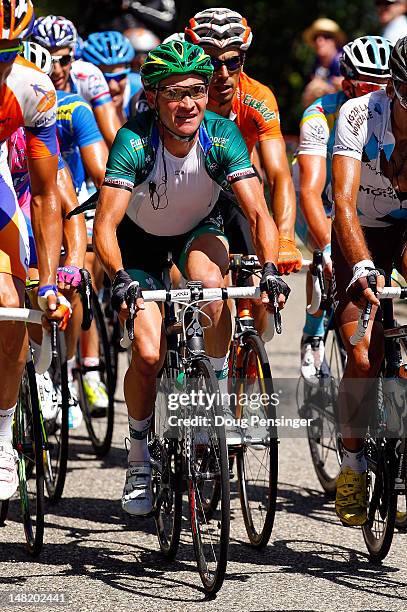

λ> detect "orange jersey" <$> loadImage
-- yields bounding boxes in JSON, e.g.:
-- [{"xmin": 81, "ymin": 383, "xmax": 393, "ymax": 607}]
[{"xmin": 231, "ymin": 72, "xmax": 282, "ymax": 154}]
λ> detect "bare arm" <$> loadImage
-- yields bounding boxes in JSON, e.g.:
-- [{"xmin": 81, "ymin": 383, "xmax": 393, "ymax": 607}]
[
  {"xmin": 232, "ymin": 176, "xmax": 279, "ymax": 265},
  {"xmin": 298, "ymin": 154, "xmax": 331, "ymax": 249},
  {"xmin": 80, "ymin": 140, "xmax": 109, "ymax": 189},
  {"xmin": 57, "ymin": 165, "xmax": 87, "ymax": 268},
  {"xmin": 332, "ymin": 155, "xmax": 371, "ymax": 265},
  {"xmin": 93, "ymin": 103, "xmax": 121, "ymax": 148},
  {"xmin": 93, "ymin": 185, "xmax": 131, "ymax": 280},
  {"xmin": 28, "ymin": 155, "xmax": 62, "ymax": 287},
  {"xmin": 259, "ymin": 138, "xmax": 296, "ymax": 238}
]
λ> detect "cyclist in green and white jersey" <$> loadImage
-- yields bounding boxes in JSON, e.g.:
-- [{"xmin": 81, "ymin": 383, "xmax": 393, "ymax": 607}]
[{"xmin": 93, "ymin": 40, "xmax": 290, "ymax": 516}]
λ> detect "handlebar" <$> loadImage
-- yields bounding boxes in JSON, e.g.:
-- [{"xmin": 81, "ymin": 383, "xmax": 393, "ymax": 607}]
[
  {"xmin": 0, "ymin": 308, "xmax": 55, "ymax": 373},
  {"xmin": 120, "ymin": 283, "xmax": 271, "ymax": 349},
  {"xmin": 350, "ymin": 286, "xmax": 407, "ymax": 345}
]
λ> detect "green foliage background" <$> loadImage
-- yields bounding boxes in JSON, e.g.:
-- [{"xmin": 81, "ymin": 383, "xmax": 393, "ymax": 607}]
[{"xmin": 34, "ymin": 0, "xmax": 382, "ymax": 133}]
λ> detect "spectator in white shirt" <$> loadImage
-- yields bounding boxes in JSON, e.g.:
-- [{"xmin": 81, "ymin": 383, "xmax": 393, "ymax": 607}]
[{"xmin": 376, "ymin": 0, "xmax": 407, "ymax": 43}]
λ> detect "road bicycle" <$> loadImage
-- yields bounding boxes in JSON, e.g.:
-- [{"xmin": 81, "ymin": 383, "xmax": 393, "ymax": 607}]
[{"xmin": 123, "ymin": 272, "xmax": 234, "ymax": 594}]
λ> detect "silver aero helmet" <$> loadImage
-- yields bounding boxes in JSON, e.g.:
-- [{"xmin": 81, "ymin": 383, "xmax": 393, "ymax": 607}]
[
  {"xmin": 340, "ymin": 35, "xmax": 393, "ymax": 80},
  {"xmin": 185, "ymin": 8, "xmax": 252, "ymax": 51}
]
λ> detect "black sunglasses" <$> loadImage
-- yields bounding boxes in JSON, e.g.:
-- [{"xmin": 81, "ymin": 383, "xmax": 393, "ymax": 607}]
[
  {"xmin": 51, "ymin": 53, "xmax": 73, "ymax": 68},
  {"xmin": 375, "ymin": 0, "xmax": 397, "ymax": 5},
  {"xmin": 210, "ymin": 55, "xmax": 243, "ymax": 73}
]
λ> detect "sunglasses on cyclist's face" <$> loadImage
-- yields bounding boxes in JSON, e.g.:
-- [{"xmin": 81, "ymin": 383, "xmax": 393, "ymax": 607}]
[
  {"xmin": 350, "ymin": 79, "xmax": 385, "ymax": 95},
  {"xmin": 210, "ymin": 55, "xmax": 243, "ymax": 73},
  {"xmin": 158, "ymin": 83, "xmax": 208, "ymax": 102},
  {"xmin": 313, "ymin": 32, "xmax": 336, "ymax": 43},
  {"xmin": 104, "ymin": 68, "xmax": 131, "ymax": 82},
  {"xmin": 51, "ymin": 53, "xmax": 73, "ymax": 68},
  {"xmin": 0, "ymin": 43, "xmax": 23, "ymax": 63},
  {"xmin": 393, "ymin": 79, "xmax": 407, "ymax": 110}
]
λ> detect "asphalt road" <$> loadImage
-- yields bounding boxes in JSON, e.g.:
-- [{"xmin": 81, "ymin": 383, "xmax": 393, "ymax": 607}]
[{"xmin": 1, "ymin": 269, "xmax": 407, "ymax": 612}]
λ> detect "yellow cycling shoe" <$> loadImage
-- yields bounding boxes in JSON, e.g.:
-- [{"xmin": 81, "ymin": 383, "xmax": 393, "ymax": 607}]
[{"xmin": 335, "ymin": 467, "xmax": 367, "ymax": 527}]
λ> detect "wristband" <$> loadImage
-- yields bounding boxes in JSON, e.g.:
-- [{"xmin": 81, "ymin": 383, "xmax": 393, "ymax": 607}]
[{"xmin": 352, "ymin": 260, "xmax": 375, "ymax": 275}]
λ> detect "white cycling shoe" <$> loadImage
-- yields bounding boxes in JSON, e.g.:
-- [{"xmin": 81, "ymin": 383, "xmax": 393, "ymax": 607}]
[
  {"xmin": 121, "ymin": 461, "xmax": 153, "ymax": 516},
  {"xmin": 0, "ymin": 441, "xmax": 18, "ymax": 501},
  {"xmin": 36, "ymin": 371, "xmax": 58, "ymax": 421},
  {"xmin": 300, "ymin": 335, "xmax": 324, "ymax": 383}
]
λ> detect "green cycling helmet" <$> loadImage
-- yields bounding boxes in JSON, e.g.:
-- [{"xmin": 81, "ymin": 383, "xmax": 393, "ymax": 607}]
[{"xmin": 141, "ymin": 40, "xmax": 214, "ymax": 88}]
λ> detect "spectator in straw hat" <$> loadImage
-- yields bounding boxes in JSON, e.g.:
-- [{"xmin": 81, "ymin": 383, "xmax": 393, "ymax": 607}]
[{"xmin": 303, "ymin": 17, "xmax": 346, "ymax": 91}]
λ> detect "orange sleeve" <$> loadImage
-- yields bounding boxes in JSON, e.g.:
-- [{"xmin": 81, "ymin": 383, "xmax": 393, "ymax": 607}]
[{"xmin": 249, "ymin": 82, "xmax": 282, "ymax": 142}]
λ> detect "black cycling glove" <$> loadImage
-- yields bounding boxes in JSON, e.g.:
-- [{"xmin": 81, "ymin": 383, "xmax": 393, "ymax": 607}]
[
  {"xmin": 111, "ymin": 269, "xmax": 134, "ymax": 313},
  {"xmin": 260, "ymin": 262, "xmax": 291, "ymax": 301}
]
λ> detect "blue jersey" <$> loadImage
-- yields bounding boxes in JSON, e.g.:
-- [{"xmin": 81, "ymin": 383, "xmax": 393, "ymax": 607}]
[
  {"xmin": 123, "ymin": 72, "xmax": 142, "ymax": 119},
  {"xmin": 56, "ymin": 90, "xmax": 103, "ymax": 192}
]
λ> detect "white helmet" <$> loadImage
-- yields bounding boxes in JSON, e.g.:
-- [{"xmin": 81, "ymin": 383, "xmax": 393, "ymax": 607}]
[
  {"xmin": 185, "ymin": 8, "xmax": 252, "ymax": 51},
  {"xmin": 163, "ymin": 32, "xmax": 185, "ymax": 44},
  {"xmin": 21, "ymin": 41, "xmax": 53, "ymax": 75},
  {"xmin": 340, "ymin": 36, "xmax": 393, "ymax": 80},
  {"xmin": 124, "ymin": 27, "xmax": 160, "ymax": 53}
]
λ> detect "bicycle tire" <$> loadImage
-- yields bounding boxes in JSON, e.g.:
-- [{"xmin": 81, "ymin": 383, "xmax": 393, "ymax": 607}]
[
  {"xmin": 42, "ymin": 331, "xmax": 69, "ymax": 502},
  {"xmin": 0, "ymin": 499, "xmax": 9, "ymax": 525},
  {"xmin": 76, "ymin": 290, "xmax": 114, "ymax": 456},
  {"xmin": 362, "ymin": 438, "xmax": 397, "ymax": 562},
  {"xmin": 302, "ymin": 325, "xmax": 344, "ymax": 497},
  {"xmin": 187, "ymin": 357, "xmax": 230, "ymax": 595},
  {"xmin": 152, "ymin": 364, "xmax": 182, "ymax": 559},
  {"xmin": 235, "ymin": 332, "xmax": 278, "ymax": 548},
  {"xmin": 16, "ymin": 360, "xmax": 45, "ymax": 556}
]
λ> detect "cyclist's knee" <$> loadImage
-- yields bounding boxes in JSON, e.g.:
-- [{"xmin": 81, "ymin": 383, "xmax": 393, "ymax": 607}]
[
  {"xmin": 130, "ymin": 342, "xmax": 162, "ymax": 376},
  {"xmin": 347, "ymin": 344, "xmax": 383, "ymax": 378}
]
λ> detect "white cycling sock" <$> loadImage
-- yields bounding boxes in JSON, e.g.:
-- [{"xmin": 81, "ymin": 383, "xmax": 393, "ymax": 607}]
[
  {"xmin": 341, "ymin": 446, "xmax": 367, "ymax": 473},
  {"xmin": 83, "ymin": 357, "xmax": 100, "ymax": 381},
  {"xmin": 127, "ymin": 415, "xmax": 151, "ymax": 464},
  {"xmin": 67, "ymin": 356, "xmax": 76, "ymax": 382},
  {"xmin": 0, "ymin": 405, "xmax": 16, "ymax": 442}
]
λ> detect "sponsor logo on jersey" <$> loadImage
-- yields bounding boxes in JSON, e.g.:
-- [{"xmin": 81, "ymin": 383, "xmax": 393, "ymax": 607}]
[
  {"xmin": 35, "ymin": 111, "xmax": 57, "ymax": 127},
  {"xmin": 31, "ymin": 83, "xmax": 57, "ymax": 113},
  {"xmin": 346, "ymin": 103, "xmax": 373, "ymax": 136},
  {"xmin": 242, "ymin": 94, "xmax": 277, "ymax": 122},
  {"xmin": 228, "ymin": 168, "xmax": 256, "ymax": 181},
  {"xmin": 88, "ymin": 74, "xmax": 107, "ymax": 97},
  {"xmin": 130, "ymin": 136, "xmax": 148, "ymax": 152},
  {"xmin": 210, "ymin": 136, "xmax": 228, "ymax": 147},
  {"xmin": 359, "ymin": 184, "xmax": 398, "ymax": 199},
  {"xmin": 104, "ymin": 177, "xmax": 134, "ymax": 190}
]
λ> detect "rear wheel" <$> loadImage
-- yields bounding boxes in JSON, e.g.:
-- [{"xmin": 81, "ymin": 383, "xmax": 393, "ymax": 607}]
[
  {"xmin": 235, "ymin": 333, "xmax": 278, "ymax": 548},
  {"xmin": 76, "ymin": 290, "xmax": 114, "ymax": 456},
  {"xmin": 16, "ymin": 360, "xmax": 45, "ymax": 556}
]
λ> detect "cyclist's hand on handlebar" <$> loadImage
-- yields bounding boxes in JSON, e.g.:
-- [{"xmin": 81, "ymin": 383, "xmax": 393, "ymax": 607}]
[
  {"xmin": 38, "ymin": 285, "xmax": 72, "ymax": 331},
  {"xmin": 260, "ymin": 262, "xmax": 291, "ymax": 312},
  {"xmin": 346, "ymin": 262, "xmax": 384, "ymax": 308},
  {"xmin": 112, "ymin": 270, "xmax": 145, "ymax": 318},
  {"xmin": 57, "ymin": 265, "xmax": 82, "ymax": 293},
  {"xmin": 277, "ymin": 236, "xmax": 302, "ymax": 275}
]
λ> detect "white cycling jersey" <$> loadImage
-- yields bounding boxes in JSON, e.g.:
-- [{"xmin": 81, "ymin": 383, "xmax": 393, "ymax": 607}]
[
  {"xmin": 333, "ymin": 89, "xmax": 407, "ymax": 228},
  {"xmin": 69, "ymin": 60, "xmax": 111, "ymax": 109},
  {"xmin": 126, "ymin": 141, "xmax": 220, "ymax": 236}
]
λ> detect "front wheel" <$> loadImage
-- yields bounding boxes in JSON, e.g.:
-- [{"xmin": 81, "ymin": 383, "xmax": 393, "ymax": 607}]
[
  {"xmin": 187, "ymin": 358, "xmax": 230, "ymax": 595},
  {"xmin": 234, "ymin": 333, "xmax": 278, "ymax": 548},
  {"xmin": 362, "ymin": 438, "xmax": 397, "ymax": 562},
  {"xmin": 16, "ymin": 360, "xmax": 45, "ymax": 556}
]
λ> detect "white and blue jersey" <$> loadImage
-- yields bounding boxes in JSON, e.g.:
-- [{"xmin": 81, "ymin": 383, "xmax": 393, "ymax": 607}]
[
  {"xmin": 333, "ymin": 89, "xmax": 407, "ymax": 227},
  {"xmin": 123, "ymin": 72, "xmax": 142, "ymax": 119}
]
